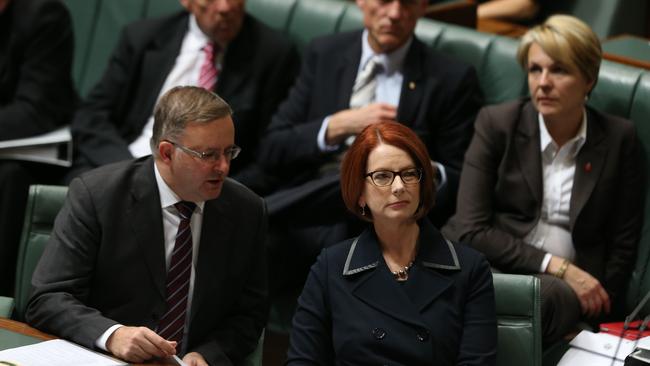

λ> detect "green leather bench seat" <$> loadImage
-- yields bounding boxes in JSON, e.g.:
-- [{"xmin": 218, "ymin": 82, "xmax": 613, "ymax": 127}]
[
  {"xmin": 13, "ymin": 185, "xmax": 68, "ymax": 322},
  {"xmin": 494, "ymin": 274, "xmax": 542, "ymax": 366}
]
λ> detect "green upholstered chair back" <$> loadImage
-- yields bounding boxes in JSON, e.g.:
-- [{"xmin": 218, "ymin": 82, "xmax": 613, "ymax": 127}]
[
  {"xmin": 13, "ymin": 185, "xmax": 68, "ymax": 322},
  {"xmin": 493, "ymin": 273, "xmax": 542, "ymax": 366}
]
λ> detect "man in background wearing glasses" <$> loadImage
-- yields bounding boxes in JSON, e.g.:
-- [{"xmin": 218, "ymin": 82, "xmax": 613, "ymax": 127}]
[{"xmin": 26, "ymin": 86, "xmax": 267, "ymax": 366}]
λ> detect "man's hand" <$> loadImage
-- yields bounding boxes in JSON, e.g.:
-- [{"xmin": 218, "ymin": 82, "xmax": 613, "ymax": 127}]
[
  {"xmin": 326, "ymin": 103, "xmax": 397, "ymax": 145},
  {"xmin": 183, "ymin": 352, "xmax": 208, "ymax": 366},
  {"xmin": 106, "ymin": 326, "xmax": 177, "ymax": 363}
]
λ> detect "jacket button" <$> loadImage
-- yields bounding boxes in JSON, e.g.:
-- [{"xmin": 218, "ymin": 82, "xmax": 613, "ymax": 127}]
[
  {"xmin": 416, "ymin": 329, "xmax": 430, "ymax": 342},
  {"xmin": 372, "ymin": 327, "xmax": 386, "ymax": 340}
]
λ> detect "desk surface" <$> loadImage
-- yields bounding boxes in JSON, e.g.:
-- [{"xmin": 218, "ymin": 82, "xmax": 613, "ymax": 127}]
[{"xmin": 0, "ymin": 318, "xmax": 178, "ymax": 366}]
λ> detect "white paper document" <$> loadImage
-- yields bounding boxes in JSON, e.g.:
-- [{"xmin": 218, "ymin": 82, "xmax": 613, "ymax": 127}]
[
  {"xmin": 558, "ymin": 330, "xmax": 650, "ymax": 366},
  {"xmin": 0, "ymin": 339, "xmax": 126, "ymax": 366},
  {"xmin": 0, "ymin": 126, "xmax": 72, "ymax": 167}
]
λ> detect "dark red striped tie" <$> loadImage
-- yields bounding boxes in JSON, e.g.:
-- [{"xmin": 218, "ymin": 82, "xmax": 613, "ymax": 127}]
[{"xmin": 157, "ymin": 201, "xmax": 196, "ymax": 352}]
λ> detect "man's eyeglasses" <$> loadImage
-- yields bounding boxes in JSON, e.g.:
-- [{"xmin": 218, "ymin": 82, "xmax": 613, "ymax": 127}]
[
  {"xmin": 365, "ymin": 168, "xmax": 422, "ymax": 187},
  {"xmin": 165, "ymin": 140, "xmax": 241, "ymax": 162}
]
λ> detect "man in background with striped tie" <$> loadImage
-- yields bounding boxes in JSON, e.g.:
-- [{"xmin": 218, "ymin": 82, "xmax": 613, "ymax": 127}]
[
  {"xmin": 69, "ymin": 0, "xmax": 299, "ymax": 195},
  {"xmin": 26, "ymin": 86, "xmax": 268, "ymax": 366}
]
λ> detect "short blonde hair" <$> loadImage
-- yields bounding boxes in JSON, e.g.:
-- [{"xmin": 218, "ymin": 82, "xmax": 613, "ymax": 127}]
[{"xmin": 517, "ymin": 15, "xmax": 602, "ymax": 85}]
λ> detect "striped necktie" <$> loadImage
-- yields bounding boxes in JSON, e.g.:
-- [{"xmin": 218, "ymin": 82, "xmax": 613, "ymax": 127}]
[
  {"xmin": 157, "ymin": 201, "xmax": 196, "ymax": 352},
  {"xmin": 198, "ymin": 42, "xmax": 219, "ymax": 91},
  {"xmin": 349, "ymin": 57, "xmax": 382, "ymax": 109}
]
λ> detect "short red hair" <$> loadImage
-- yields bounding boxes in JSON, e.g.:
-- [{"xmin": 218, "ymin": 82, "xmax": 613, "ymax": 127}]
[{"xmin": 340, "ymin": 121, "xmax": 436, "ymax": 222}]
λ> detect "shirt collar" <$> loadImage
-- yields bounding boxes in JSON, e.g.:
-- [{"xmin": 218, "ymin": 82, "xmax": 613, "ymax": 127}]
[
  {"xmin": 342, "ymin": 219, "xmax": 460, "ymax": 276},
  {"xmin": 154, "ymin": 162, "xmax": 205, "ymax": 213},
  {"xmin": 188, "ymin": 15, "xmax": 212, "ymax": 50},
  {"xmin": 538, "ymin": 109, "xmax": 588, "ymax": 158},
  {"xmin": 359, "ymin": 29, "xmax": 412, "ymax": 76}
]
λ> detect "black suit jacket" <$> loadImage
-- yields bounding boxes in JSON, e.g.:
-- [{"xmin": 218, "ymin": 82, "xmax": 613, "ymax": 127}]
[
  {"xmin": 259, "ymin": 30, "xmax": 482, "ymax": 223},
  {"xmin": 443, "ymin": 99, "xmax": 645, "ymax": 300},
  {"xmin": 71, "ymin": 11, "xmax": 299, "ymax": 184},
  {"xmin": 0, "ymin": 0, "xmax": 77, "ymax": 140},
  {"xmin": 287, "ymin": 220, "xmax": 497, "ymax": 365},
  {"xmin": 26, "ymin": 157, "xmax": 268, "ymax": 365}
]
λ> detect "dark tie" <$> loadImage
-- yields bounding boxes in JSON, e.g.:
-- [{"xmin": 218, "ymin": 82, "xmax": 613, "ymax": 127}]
[
  {"xmin": 198, "ymin": 42, "xmax": 219, "ymax": 91},
  {"xmin": 157, "ymin": 201, "xmax": 196, "ymax": 351}
]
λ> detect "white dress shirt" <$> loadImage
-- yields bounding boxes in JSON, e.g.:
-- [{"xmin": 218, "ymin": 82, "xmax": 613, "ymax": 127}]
[
  {"xmin": 128, "ymin": 15, "xmax": 224, "ymax": 157},
  {"xmin": 525, "ymin": 111, "xmax": 587, "ymax": 272},
  {"xmin": 95, "ymin": 163, "xmax": 205, "ymax": 353}
]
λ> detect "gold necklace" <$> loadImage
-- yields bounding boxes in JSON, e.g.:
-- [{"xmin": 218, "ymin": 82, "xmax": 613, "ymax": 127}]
[{"xmin": 392, "ymin": 261, "xmax": 414, "ymax": 281}]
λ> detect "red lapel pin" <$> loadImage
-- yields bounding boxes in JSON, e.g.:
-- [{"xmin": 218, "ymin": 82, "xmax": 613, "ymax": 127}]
[{"xmin": 584, "ymin": 162, "xmax": 592, "ymax": 172}]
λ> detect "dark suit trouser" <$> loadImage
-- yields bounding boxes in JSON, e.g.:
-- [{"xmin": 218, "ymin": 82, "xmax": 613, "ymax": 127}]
[
  {"xmin": 538, "ymin": 274, "xmax": 582, "ymax": 346},
  {"xmin": 0, "ymin": 161, "xmax": 63, "ymax": 296}
]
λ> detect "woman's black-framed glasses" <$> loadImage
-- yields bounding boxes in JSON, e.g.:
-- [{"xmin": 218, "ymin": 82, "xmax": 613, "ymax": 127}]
[
  {"xmin": 165, "ymin": 140, "xmax": 241, "ymax": 162},
  {"xmin": 365, "ymin": 168, "xmax": 422, "ymax": 187}
]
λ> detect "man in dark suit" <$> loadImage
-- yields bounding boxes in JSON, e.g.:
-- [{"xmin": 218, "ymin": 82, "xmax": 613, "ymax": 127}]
[
  {"xmin": 26, "ymin": 87, "xmax": 267, "ymax": 366},
  {"xmin": 70, "ymin": 0, "xmax": 299, "ymax": 194},
  {"xmin": 0, "ymin": 0, "xmax": 77, "ymax": 296},
  {"xmin": 260, "ymin": 0, "xmax": 482, "ymax": 288}
]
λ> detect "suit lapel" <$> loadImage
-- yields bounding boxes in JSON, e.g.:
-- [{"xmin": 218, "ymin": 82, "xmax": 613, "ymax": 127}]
[
  {"xmin": 396, "ymin": 38, "xmax": 424, "ymax": 126},
  {"xmin": 127, "ymin": 158, "xmax": 167, "ymax": 298},
  {"xmin": 216, "ymin": 15, "xmax": 253, "ymax": 98},
  {"xmin": 190, "ymin": 190, "xmax": 235, "ymax": 323},
  {"xmin": 515, "ymin": 103, "xmax": 543, "ymax": 204},
  {"xmin": 137, "ymin": 13, "xmax": 188, "ymax": 126},
  {"xmin": 570, "ymin": 109, "xmax": 606, "ymax": 229},
  {"xmin": 337, "ymin": 34, "xmax": 362, "ymax": 110}
]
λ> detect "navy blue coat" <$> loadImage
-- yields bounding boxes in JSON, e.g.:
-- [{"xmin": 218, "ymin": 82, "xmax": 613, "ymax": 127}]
[{"xmin": 287, "ymin": 220, "xmax": 497, "ymax": 365}]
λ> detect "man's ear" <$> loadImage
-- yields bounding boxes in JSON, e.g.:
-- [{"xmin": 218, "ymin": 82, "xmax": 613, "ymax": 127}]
[{"xmin": 158, "ymin": 141, "xmax": 174, "ymax": 163}]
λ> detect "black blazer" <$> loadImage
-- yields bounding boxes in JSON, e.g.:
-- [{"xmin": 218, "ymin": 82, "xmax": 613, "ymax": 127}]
[
  {"xmin": 0, "ymin": 0, "xmax": 77, "ymax": 140},
  {"xmin": 259, "ymin": 30, "xmax": 483, "ymax": 223},
  {"xmin": 287, "ymin": 220, "xmax": 497, "ymax": 365},
  {"xmin": 443, "ymin": 99, "xmax": 645, "ymax": 301},
  {"xmin": 26, "ymin": 157, "xmax": 268, "ymax": 366},
  {"xmin": 71, "ymin": 11, "xmax": 299, "ymax": 181}
]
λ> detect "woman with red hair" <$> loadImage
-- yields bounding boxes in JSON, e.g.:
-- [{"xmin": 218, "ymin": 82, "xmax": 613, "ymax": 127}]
[{"xmin": 286, "ymin": 121, "xmax": 497, "ymax": 365}]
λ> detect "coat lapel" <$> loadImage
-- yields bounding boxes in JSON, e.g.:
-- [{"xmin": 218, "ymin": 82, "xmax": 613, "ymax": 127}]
[
  {"xmin": 190, "ymin": 188, "xmax": 236, "ymax": 323},
  {"xmin": 396, "ymin": 38, "xmax": 425, "ymax": 126},
  {"xmin": 344, "ymin": 221, "xmax": 461, "ymax": 326},
  {"xmin": 515, "ymin": 102, "xmax": 543, "ymax": 204},
  {"xmin": 137, "ymin": 13, "xmax": 188, "ymax": 125},
  {"xmin": 337, "ymin": 34, "xmax": 362, "ymax": 110},
  {"xmin": 127, "ymin": 158, "xmax": 167, "ymax": 298},
  {"xmin": 408, "ymin": 221, "xmax": 459, "ymax": 311},
  {"xmin": 570, "ymin": 109, "xmax": 607, "ymax": 229}
]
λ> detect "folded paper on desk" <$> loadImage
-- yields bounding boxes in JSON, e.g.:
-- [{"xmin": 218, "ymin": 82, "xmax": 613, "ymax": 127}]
[
  {"xmin": 0, "ymin": 126, "xmax": 72, "ymax": 167},
  {"xmin": 558, "ymin": 330, "xmax": 650, "ymax": 366},
  {"xmin": 0, "ymin": 339, "xmax": 126, "ymax": 366}
]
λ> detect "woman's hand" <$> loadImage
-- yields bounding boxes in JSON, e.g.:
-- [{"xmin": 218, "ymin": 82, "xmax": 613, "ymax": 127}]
[
  {"xmin": 547, "ymin": 255, "xmax": 610, "ymax": 317},
  {"xmin": 563, "ymin": 263, "xmax": 610, "ymax": 317}
]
